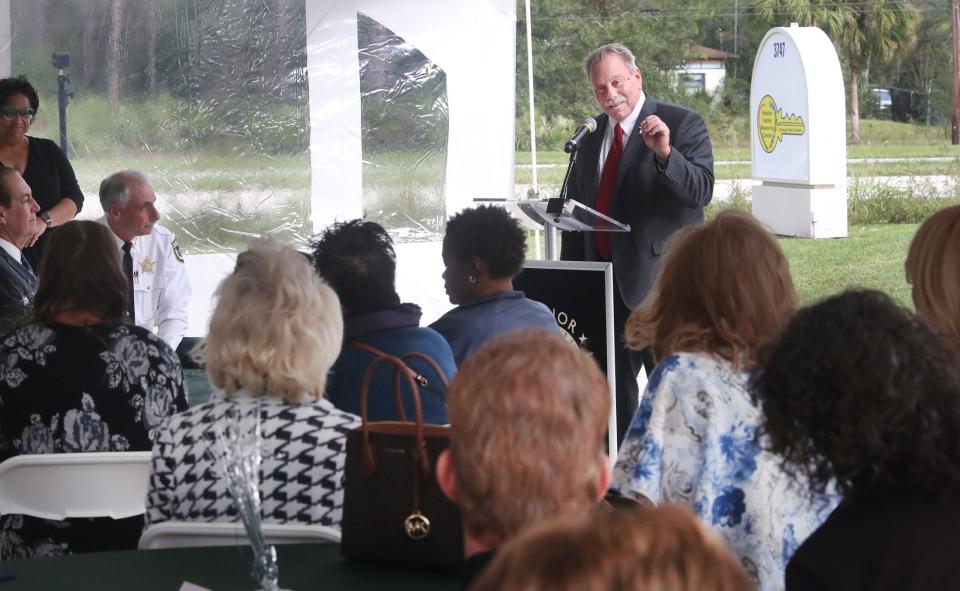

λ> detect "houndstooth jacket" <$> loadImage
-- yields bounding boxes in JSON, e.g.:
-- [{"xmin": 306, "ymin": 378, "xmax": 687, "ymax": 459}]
[{"xmin": 145, "ymin": 390, "xmax": 360, "ymax": 529}]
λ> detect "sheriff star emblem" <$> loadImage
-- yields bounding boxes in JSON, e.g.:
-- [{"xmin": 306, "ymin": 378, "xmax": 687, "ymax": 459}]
[{"xmin": 139, "ymin": 257, "xmax": 156, "ymax": 274}]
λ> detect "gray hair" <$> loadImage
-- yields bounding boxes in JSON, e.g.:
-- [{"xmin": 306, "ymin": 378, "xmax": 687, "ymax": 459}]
[
  {"xmin": 583, "ymin": 43, "xmax": 638, "ymax": 84},
  {"xmin": 99, "ymin": 170, "xmax": 149, "ymax": 210}
]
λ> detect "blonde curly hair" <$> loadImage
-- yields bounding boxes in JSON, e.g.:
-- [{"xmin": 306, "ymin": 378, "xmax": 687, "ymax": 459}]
[{"xmin": 198, "ymin": 238, "xmax": 343, "ymax": 402}]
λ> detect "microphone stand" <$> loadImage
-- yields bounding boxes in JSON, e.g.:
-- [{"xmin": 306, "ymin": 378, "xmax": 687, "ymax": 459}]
[
  {"xmin": 540, "ymin": 147, "xmax": 579, "ymax": 259},
  {"xmin": 546, "ymin": 148, "xmax": 578, "ymax": 216}
]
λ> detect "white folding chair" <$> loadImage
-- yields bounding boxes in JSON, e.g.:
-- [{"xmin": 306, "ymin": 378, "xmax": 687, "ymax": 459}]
[
  {"xmin": 0, "ymin": 452, "xmax": 152, "ymax": 520},
  {"xmin": 139, "ymin": 521, "xmax": 342, "ymax": 549}
]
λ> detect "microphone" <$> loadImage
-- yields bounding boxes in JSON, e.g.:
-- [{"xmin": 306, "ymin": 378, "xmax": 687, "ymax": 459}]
[{"xmin": 564, "ymin": 118, "xmax": 597, "ymax": 153}]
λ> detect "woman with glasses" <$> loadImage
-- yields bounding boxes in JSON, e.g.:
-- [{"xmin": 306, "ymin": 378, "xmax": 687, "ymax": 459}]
[{"xmin": 0, "ymin": 76, "xmax": 83, "ymax": 270}]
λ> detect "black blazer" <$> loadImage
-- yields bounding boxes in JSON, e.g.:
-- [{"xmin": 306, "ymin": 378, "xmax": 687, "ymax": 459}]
[
  {"xmin": 0, "ymin": 246, "xmax": 37, "ymax": 330},
  {"xmin": 561, "ymin": 95, "xmax": 714, "ymax": 309}
]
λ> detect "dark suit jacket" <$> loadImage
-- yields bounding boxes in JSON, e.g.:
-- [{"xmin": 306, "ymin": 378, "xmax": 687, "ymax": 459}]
[
  {"xmin": 786, "ymin": 488, "xmax": 960, "ymax": 591},
  {"xmin": 561, "ymin": 95, "xmax": 714, "ymax": 309},
  {"xmin": 0, "ymin": 246, "xmax": 37, "ymax": 331}
]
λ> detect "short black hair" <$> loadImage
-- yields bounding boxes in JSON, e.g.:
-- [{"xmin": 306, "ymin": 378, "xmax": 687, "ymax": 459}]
[
  {"xmin": 751, "ymin": 289, "xmax": 960, "ymax": 500},
  {"xmin": 309, "ymin": 219, "xmax": 400, "ymax": 316},
  {"xmin": 443, "ymin": 206, "xmax": 525, "ymax": 278},
  {"xmin": 0, "ymin": 76, "xmax": 39, "ymax": 111}
]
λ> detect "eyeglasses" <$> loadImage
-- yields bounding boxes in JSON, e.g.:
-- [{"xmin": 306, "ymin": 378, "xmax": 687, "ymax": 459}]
[{"xmin": 0, "ymin": 107, "xmax": 35, "ymax": 122}]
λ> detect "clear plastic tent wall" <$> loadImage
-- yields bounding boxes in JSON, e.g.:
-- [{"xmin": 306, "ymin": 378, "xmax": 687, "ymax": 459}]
[{"xmin": 2, "ymin": 0, "xmax": 515, "ymax": 332}]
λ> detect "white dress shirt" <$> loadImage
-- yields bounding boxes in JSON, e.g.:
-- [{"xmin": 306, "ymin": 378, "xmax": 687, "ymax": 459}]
[
  {"xmin": 0, "ymin": 237, "xmax": 23, "ymax": 266},
  {"xmin": 98, "ymin": 216, "xmax": 191, "ymax": 350},
  {"xmin": 598, "ymin": 91, "xmax": 647, "ymax": 176}
]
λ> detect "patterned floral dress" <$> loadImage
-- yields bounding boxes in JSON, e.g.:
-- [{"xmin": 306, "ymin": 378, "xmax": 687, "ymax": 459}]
[
  {"xmin": 0, "ymin": 322, "xmax": 187, "ymax": 559},
  {"xmin": 612, "ymin": 352, "xmax": 838, "ymax": 591}
]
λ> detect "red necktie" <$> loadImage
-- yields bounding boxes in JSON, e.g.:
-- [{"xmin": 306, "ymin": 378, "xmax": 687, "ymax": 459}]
[{"xmin": 594, "ymin": 123, "xmax": 623, "ymax": 261}]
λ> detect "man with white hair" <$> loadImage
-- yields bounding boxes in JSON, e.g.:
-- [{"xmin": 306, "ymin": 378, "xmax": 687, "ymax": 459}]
[
  {"xmin": 0, "ymin": 166, "xmax": 39, "ymax": 329},
  {"xmin": 98, "ymin": 170, "xmax": 190, "ymax": 350},
  {"xmin": 561, "ymin": 42, "xmax": 715, "ymax": 443}
]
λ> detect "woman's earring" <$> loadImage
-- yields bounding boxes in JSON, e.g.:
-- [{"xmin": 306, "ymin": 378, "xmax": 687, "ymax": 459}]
[{"xmin": 468, "ymin": 274, "xmax": 477, "ymax": 284}]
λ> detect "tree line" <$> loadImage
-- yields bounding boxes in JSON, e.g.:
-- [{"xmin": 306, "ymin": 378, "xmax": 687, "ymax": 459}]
[
  {"xmin": 10, "ymin": 0, "xmax": 952, "ymax": 153},
  {"xmin": 519, "ymin": 0, "xmax": 951, "ymax": 144}
]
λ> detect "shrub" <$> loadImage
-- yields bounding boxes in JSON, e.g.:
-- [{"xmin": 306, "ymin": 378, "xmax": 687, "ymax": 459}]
[{"xmin": 848, "ymin": 179, "xmax": 960, "ymax": 224}]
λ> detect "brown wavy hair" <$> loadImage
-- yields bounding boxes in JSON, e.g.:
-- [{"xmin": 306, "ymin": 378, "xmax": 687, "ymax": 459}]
[
  {"xmin": 905, "ymin": 204, "xmax": 960, "ymax": 354},
  {"xmin": 32, "ymin": 220, "xmax": 128, "ymax": 324},
  {"xmin": 446, "ymin": 330, "xmax": 610, "ymax": 548},
  {"xmin": 472, "ymin": 505, "xmax": 752, "ymax": 591},
  {"xmin": 626, "ymin": 210, "xmax": 796, "ymax": 369}
]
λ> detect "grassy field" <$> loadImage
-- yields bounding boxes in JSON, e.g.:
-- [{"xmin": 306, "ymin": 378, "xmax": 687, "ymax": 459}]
[
  {"xmin": 532, "ymin": 222, "xmax": 918, "ymax": 308},
  {"xmin": 779, "ymin": 224, "xmax": 916, "ymax": 307},
  {"xmin": 57, "ymin": 116, "xmax": 956, "ymax": 275},
  {"xmin": 517, "ymin": 159, "xmax": 960, "ymax": 185}
]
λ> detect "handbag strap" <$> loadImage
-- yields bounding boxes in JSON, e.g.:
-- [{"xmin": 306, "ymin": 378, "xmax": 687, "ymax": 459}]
[
  {"xmin": 354, "ymin": 343, "xmax": 431, "ymax": 481},
  {"xmin": 354, "ymin": 342, "xmax": 407, "ymax": 420},
  {"xmin": 351, "ymin": 343, "xmax": 450, "ymax": 422}
]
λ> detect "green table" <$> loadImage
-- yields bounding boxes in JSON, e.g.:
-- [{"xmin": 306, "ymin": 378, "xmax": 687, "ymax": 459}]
[{"xmin": 0, "ymin": 543, "xmax": 459, "ymax": 590}]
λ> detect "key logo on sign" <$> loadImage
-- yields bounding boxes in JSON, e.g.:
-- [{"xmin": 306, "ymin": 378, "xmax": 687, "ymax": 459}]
[{"xmin": 757, "ymin": 95, "xmax": 806, "ymax": 153}]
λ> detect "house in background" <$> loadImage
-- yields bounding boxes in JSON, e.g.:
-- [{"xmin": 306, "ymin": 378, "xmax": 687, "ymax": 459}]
[{"xmin": 673, "ymin": 45, "xmax": 736, "ymax": 97}]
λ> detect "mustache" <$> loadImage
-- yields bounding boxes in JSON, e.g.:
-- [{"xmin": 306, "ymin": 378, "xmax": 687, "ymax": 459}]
[{"xmin": 605, "ymin": 98, "xmax": 625, "ymax": 108}]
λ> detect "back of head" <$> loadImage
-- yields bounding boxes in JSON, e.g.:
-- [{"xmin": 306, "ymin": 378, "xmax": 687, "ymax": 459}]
[
  {"xmin": 751, "ymin": 289, "xmax": 960, "ymax": 499},
  {"xmin": 443, "ymin": 205, "xmax": 526, "ymax": 279},
  {"xmin": 446, "ymin": 330, "xmax": 610, "ymax": 547},
  {"xmin": 309, "ymin": 219, "xmax": 400, "ymax": 316},
  {"xmin": 905, "ymin": 204, "xmax": 960, "ymax": 354},
  {"xmin": 472, "ymin": 505, "xmax": 752, "ymax": 591},
  {"xmin": 202, "ymin": 238, "xmax": 343, "ymax": 402},
  {"xmin": 32, "ymin": 220, "xmax": 127, "ymax": 324},
  {"xmin": 627, "ymin": 210, "xmax": 796, "ymax": 368}
]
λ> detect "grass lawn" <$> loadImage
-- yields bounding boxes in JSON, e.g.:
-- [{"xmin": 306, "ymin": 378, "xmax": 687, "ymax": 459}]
[
  {"xmin": 779, "ymin": 224, "xmax": 916, "ymax": 307},
  {"xmin": 518, "ymin": 151, "xmax": 960, "ymax": 184},
  {"xmin": 533, "ymin": 224, "xmax": 917, "ymax": 308}
]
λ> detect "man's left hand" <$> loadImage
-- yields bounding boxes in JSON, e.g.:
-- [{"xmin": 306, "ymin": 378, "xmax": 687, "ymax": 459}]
[{"xmin": 640, "ymin": 115, "xmax": 671, "ymax": 163}]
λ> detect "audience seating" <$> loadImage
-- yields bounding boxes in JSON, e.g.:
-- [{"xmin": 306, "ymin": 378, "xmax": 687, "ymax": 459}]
[
  {"xmin": 139, "ymin": 521, "xmax": 342, "ymax": 549},
  {"xmin": 0, "ymin": 452, "xmax": 152, "ymax": 520}
]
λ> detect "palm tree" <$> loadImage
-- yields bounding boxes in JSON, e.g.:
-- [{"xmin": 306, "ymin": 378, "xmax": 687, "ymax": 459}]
[
  {"xmin": 844, "ymin": 0, "xmax": 919, "ymax": 141},
  {"xmin": 752, "ymin": 0, "xmax": 919, "ymax": 142}
]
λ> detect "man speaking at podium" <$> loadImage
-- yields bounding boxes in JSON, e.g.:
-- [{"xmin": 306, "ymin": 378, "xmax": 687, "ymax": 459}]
[{"xmin": 561, "ymin": 43, "xmax": 714, "ymax": 443}]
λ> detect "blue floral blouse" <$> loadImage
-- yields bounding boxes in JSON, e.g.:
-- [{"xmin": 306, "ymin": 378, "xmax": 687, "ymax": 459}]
[{"xmin": 612, "ymin": 352, "xmax": 838, "ymax": 591}]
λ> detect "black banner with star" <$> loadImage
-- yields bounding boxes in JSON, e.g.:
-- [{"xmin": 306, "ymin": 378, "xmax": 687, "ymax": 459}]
[
  {"xmin": 515, "ymin": 260, "xmax": 618, "ymax": 459},
  {"xmin": 515, "ymin": 260, "xmax": 615, "ymax": 377}
]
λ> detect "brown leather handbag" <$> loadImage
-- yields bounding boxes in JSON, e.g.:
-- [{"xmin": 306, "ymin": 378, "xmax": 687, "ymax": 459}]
[{"xmin": 339, "ymin": 343, "xmax": 464, "ymax": 572}]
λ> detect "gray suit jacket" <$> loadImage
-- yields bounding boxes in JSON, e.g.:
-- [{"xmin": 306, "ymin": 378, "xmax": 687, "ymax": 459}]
[
  {"xmin": 0, "ymin": 246, "xmax": 37, "ymax": 331},
  {"xmin": 561, "ymin": 95, "xmax": 715, "ymax": 309}
]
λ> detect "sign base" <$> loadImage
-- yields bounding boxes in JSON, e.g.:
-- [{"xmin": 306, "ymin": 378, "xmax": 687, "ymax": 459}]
[{"xmin": 752, "ymin": 183, "xmax": 847, "ymax": 238}]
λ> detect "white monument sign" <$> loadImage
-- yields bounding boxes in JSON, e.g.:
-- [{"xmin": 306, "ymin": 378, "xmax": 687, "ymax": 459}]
[{"xmin": 750, "ymin": 24, "xmax": 847, "ymax": 238}]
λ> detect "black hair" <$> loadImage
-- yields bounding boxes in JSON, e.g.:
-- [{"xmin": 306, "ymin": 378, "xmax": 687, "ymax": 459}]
[
  {"xmin": 443, "ymin": 206, "xmax": 525, "ymax": 278},
  {"xmin": 751, "ymin": 289, "xmax": 960, "ymax": 500},
  {"xmin": 309, "ymin": 219, "xmax": 400, "ymax": 316},
  {"xmin": 0, "ymin": 76, "xmax": 39, "ymax": 111}
]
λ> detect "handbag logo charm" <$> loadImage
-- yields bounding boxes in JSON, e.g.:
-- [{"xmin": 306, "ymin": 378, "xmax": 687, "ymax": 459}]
[{"xmin": 404, "ymin": 511, "xmax": 431, "ymax": 539}]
